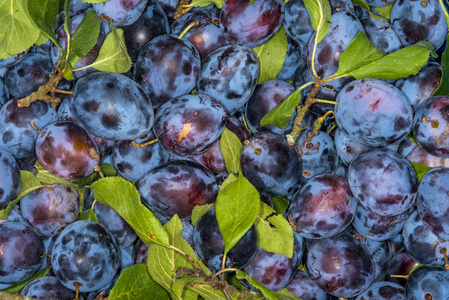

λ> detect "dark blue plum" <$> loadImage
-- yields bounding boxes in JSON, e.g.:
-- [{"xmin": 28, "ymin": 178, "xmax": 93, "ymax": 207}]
[
  {"xmin": 0, "ymin": 77, "xmax": 8, "ymax": 105},
  {"xmin": 93, "ymin": 202, "xmax": 137, "ymax": 248},
  {"xmin": 284, "ymin": 270, "xmax": 327, "ymax": 300},
  {"xmin": 35, "ymin": 121, "xmax": 100, "ymax": 179},
  {"xmin": 348, "ymin": 148, "xmax": 418, "ymax": 216},
  {"xmin": 283, "ymin": 0, "xmax": 313, "ymax": 49},
  {"xmin": 134, "ymin": 34, "xmax": 200, "ymax": 109},
  {"xmin": 305, "ymin": 231, "xmax": 375, "ymax": 298},
  {"xmin": 57, "ymin": 96, "xmax": 115, "ymax": 158},
  {"xmin": 387, "ymin": 248, "xmax": 421, "ymax": 286},
  {"xmin": 0, "ymin": 222, "xmax": 44, "ymax": 284},
  {"xmin": 352, "ymin": 204, "xmax": 410, "ymax": 241},
  {"xmin": 120, "ymin": 245, "xmax": 134, "ymax": 270},
  {"xmin": 329, "ymin": 0, "xmax": 354, "ymax": 12},
  {"xmin": 0, "ymin": 205, "xmax": 26, "ymax": 225},
  {"xmin": 70, "ymin": 0, "xmax": 91, "ymax": 12},
  {"xmin": 276, "ymin": 36, "xmax": 302, "ymax": 82},
  {"xmin": 219, "ymin": 0, "xmax": 284, "ymax": 48},
  {"xmin": 171, "ymin": 11, "xmax": 229, "ymax": 59},
  {"xmin": 295, "ymin": 130, "xmax": 339, "ymax": 181},
  {"xmin": 335, "ymin": 78, "xmax": 413, "ymax": 147},
  {"xmin": 138, "ymin": 160, "xmax": 218, "ymax": 220},
  {"xmin": 0, "ymin": 98, "xmax": 58, "ymax": 159},
  {"xmin": 4, "ymin": 51, "xmax": 53, "ymax": 99},
  {"xmin": 245, "ymin": 80, "xmax": 295, "ymax": 135},
  {"xmin": 407, "ymin": 145, "xmax": 449, "ymax": 168},
  {"xmin": 122, "ymin": 0, "xmax": 170, "ymax": 61},
  {"xmin": 240, "ymin": 132, "xmax": 302, "ymax": 198},
  {"xmin": 396, "ymin": 62, "xmax": 441, "ymax": 109},
  {"xmin": 93, "ymin": 0, "xmax": 148, "ymax": 26},
  {"xmin": 412, "ymin": 96, "xmax": 449, "ymax": 158},
  {"xmin": 153, "ymin": 94, "xmax": 227, "ymax": 157},
  {"xmin": 21, "ymin": 276, "xmax": 78, "ymax": 300},
  {"xmin": 404, "ymin": 266, "xmax": 449, "ymax": 300},
  {"xmin": 71, "ymin": 71, "xmax": 154, "ymax": 141},
  {"xmin": 20, "ymin": 184, "xmax": 79, "ymax": 237},
  {"xmin": 0, "ymin": 147, "xmax": 21, "ymax": 210},
  {"xmin": 51, "ymin": 220, "xmax": 120, "ymax": 292},
  {"xmin": 334, "ymin": 128, "xmax": 374, "ymax": 166},
  {"xmin": 133, "ymin": 239, "xmax": 149, "ymax": 265},
  {"xmin": 0, "ymin": 50, "xmax": 28, "ymax": 68},
  {"xmin": 360, "ymin": 16, "xmax": 402, "ymax": 54},
  {"xmin": 111, "ymin": 133, "xmax": 169, "ymax": 182},
  {"xmin": 197, "ymin": 43, "xmax": 259, "ymax": 113},
  {"xmin": 417, "ymin": 167, "xmax": 449, "ymax": 240},
  {"xmin": 347, "ymin": 227, "xmax": 392, "ymax": 282},
  {"xmin": 391, "ymin": 0, "xmax": 447, "ymax": 50},
  {"xmin": 155, "ymin": 0, "xmax": 178, "ymax": 19},
  {"xmin": 288, "ymin": 174, "xmax": 357, "ymax": 239},
  {"xmin": 402, "ymin": 210, "xmax": 449, "ymax": 267},
  {"xmin": 193, "ymin": 208, "xmax": 258, "ymax": 272},
  {"xmin": 354, "ymin": 281, "xmax": 405, "ymax": 300},
  {"xmin": 243, "ymin": 232, "xmax": 304, "ymax": 291}
]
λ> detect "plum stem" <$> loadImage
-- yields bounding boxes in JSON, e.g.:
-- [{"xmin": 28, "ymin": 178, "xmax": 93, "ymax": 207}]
[
  {"xmin": 131, "ymin": 139, "xmax": 158, "ymax": 149},
  {"xmin": 17, "ymin": 71, "xmax": 64, "ymax": 108},
  {"xmin": 178, "ymin": 20, "xmax": 199, "ymax": 39},
  {"xmin": 244, "ymin": 140, "xmax": 261, "ymax": 155},
  {"xmin": 30, "ymin": 121, "xmax": 46, "ymax": 137}
]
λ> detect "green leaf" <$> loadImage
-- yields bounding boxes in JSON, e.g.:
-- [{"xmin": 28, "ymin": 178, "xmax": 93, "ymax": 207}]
[
  {"xmin": 373, "ymin": 3, "xmax": 394, "ymax": 19},
  {"xmin": 77, "ymin": 208, "xmax": 98, "ymax": 222},
  {"xmin": 191, "ymin": 203, "xmax": 215, "ymax": 226},
  {"xmin": 276, "ymin": 288, "xmax": 302, "ymax": 299},
  {"xmin": 173, "ymin": 277, "xmax": 205, "ymax": 297},
  {"xmin": 220, "ymin": 128, "xmax": 243, "ymax": 174},
  {"xmin": 109, "ymin": 264, "xmax": 170, "ymax": 300},
  {"xmin": 2, "ymin": 267, "xmax": 50, "ymax": 294},
  {"xmin": 259, "ymin": 86, "xmax": 304, "ymax": 129},
  {"xmin": 271, "ymin": 196, "xmax": 290, "ymax": 215},
  {"xmin": 34, "ymin": 161, "xmax": 74, "ymax": 186},
  {"xmin": 35, "ymin": 32, "xmax": 49, "ymax": 45},
  {"xmin": 252, "ymin": 26, "xmax": 288, "ymax": 84},
  {"xmin": 335, "ymin": 40, "xmax": 433, "ymax": 80},
  {"xmin": 0, "ymin": 171, "xmax": 46, "ymax": 220},
  {"xmin": 19, "ymin": 170, "xmax": 41, "ymax": 193},
  {"xmin": 72, "ymin": 163, "xmax": 117, "ymax": 190},
  {"xmin": 216, "ymin": 173, "xmax": 260, "ymax": 254},
  {"xmin": 186, "ymin": 0, "xmax": 225, "ymax": 8},
  {"xmin": 303, "ymin": 0, "xmax": 331, "ymax": 44},
  {"xmin": 410, "ymin": 162, "xmax": 433, "ymax": 182},
  {"xmin": 25, "ymin": 0, "xmax": 64, "ymax": 50},
  {"xmin": 63, "ymin": 61, "xmax": 75, "ymax": 80},
  {"xmin": 69, "ymin": 10, "xmax": 102, "ymax": 58},
  {"xmin": 255, "ymin": 203, "xmax": 294, "ymax": 258},
  {"xmin": 90, "ymin": 177, "xmax": 169, "ymax": 246},
  {"xmin": 335, "ymin": 31, "xmax": 386, "ymax": 76},
  {"xmin": 433, "ymin": 34, "xmax": 449, "ymax": 96},
  {"xmin": 85, "ymin": 26, "xmax": 132, "ymax": 73},
  {"xmin": 146, "ymin": 215, "xmax": 212, "ymax": 299},
  {"xmin": 186, "ymin": 284, "xmax": 227, "ymax": 300},
  {"xmin": 0, "ymin": 0, "xmax": 41, "ymax": 59},
  {"xmin": 235, "ymin": 270, "xmax": 300, "ymax": 300}
]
